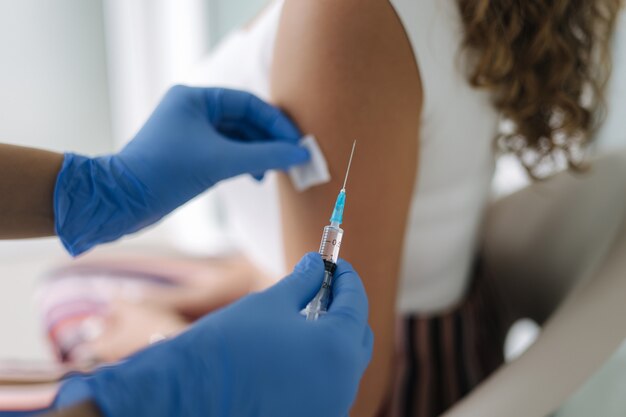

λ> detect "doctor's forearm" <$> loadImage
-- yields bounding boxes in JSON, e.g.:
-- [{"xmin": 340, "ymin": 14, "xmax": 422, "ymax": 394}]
[
  {"xmin": 0, "ymin": 144, "xmax": 63, "ymax": 238},
  {"xmin": 46, "ymin": 401, "xmax": 103, "ymax": 417}
]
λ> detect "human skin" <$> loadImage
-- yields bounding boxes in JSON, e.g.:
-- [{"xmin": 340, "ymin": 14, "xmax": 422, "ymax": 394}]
[
  {"xmin": 271, "ymin": 0, "xmax": 422, "ymax": 414},
  {"xmin": 0, "ymin": 145, "xmax": 112, "ymax": 416},
  {"xmin": 0, "ymin": 144, "xmax": 63, "ymax": 238},
  {"xmin": 45, "ymin": 401, "xmax": 102, "ymax": 417}
]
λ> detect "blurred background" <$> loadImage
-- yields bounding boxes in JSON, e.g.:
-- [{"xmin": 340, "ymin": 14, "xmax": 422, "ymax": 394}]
[
  {"xmin": 0, "ymin": 1, "xmax": 625, "ymax": 415},
  {"xmin": 0, "ymin": 0, "xmax": 266, "ymax": 362}
]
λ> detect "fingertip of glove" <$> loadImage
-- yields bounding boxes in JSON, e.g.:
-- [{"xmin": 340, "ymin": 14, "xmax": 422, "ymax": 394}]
[
  {"xmin": 292, "ymin": 146, "xmax": 311, "ymax": 165},
  {"xmin": 270, "ymin": 113, "xmax": 302, "ymax": 143},
  {"xmin": 364, "ymin": 325, "xmax": 374, "ymax": 351},
  {"xmin": 362, "ymin": 326, "xmax": 375, "ymax": 366},
  {"xmin": 274, "ymin": 143, "xmax": 311, "ymax": 167},
  {"xmin": 54, "ymin": 376, "xmax": 94, "ymax": 409},
  {"xmin": 334, "ymin": 258, "xmax": 356, "ymax": 276},
  {"xmin": 293, "ymin": 252, "xmax": 323, "ymax": 274}
]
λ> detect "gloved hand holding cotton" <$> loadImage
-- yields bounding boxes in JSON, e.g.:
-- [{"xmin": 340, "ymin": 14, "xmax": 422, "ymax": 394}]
[{"xmin": 54, "ymin": 86, "xmax": 310, "ymax": 256}]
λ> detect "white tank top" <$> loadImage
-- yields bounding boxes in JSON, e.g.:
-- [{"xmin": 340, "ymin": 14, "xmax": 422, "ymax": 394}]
[{"xmin": 186, "ymin": 0, "xmax": 500, "ymax": 314}]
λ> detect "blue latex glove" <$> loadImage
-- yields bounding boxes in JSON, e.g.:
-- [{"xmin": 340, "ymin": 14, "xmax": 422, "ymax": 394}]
[
  {"xmin": 54, "ymin": 86, "xmax": 308, "ymax": 256},
  {"xmin": 54, "ymin": 253, "xmax": 373, "ymax": 417}
]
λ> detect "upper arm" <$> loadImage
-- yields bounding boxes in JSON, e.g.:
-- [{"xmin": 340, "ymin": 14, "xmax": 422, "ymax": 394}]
[{"xmin": 270, "ymin": 1, "xmax": 422, "ymax": 414}]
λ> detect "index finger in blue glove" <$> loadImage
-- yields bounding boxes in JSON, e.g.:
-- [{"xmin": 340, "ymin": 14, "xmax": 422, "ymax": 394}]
[
  {"xmin": 218, "ymin": 140, "xmax": 310, "ymax": 179},
  {"xmin": 207, "ymin": 88, "xmax": 302, "ymax": 144},
  {"xmin": 262, "ymin": 252, "xmax": 325, "ymax": 313},
  {"xmin": 326, "ymin": 259, "xmax": 370, "ymax": 328}
]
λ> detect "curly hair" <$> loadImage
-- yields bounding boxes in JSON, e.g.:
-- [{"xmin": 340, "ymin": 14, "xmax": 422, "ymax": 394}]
[{"xmin": 457, "ymin": 0, "xmax": 622, "ymax": 178}]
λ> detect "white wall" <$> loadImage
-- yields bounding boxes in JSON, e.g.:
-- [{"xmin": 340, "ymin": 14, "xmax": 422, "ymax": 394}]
[
  {"xmin": 0, "ymin": 0, "xmax": 112, "ymax": 155},
  {"xmin": 595, "ymin": 9, "xmax": 626, "ymax": 151},
  {"xmin": 102, "ymin": 0, "xmax": 269, "ymax": 147},
  {"xmin": 208, "ymin": 0, "xmax": 269, "ymax": 46},
  {"xmin": 0, "ymin": 0, "xmax": 112, "ymax": 361},
  {"xmin": 103, "ymin": 0, "xmax": 211, "ymax": 147}
]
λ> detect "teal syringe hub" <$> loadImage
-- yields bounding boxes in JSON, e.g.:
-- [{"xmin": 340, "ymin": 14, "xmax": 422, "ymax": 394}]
[{"xmin": 330, "ymin": 189, "xmax": 346, "ymax": 225}]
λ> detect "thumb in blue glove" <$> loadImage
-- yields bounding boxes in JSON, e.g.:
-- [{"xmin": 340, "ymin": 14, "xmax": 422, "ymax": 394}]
[
  {"xmin": 54, "ymin": 86, "xmax": 309, "ymax": 256},
  {"xmin": 54, "ymin": 253, "xmax": 373, "ymax": 417}
]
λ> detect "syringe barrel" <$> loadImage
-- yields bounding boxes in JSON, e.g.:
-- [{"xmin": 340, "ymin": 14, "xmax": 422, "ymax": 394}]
[
  {"xmin": 303, "ymin": 225, "xmax": 343, "ymax": 320},
  {"xmin": 319, "ymin": 225, "xmax": 344, "ymax": 264},
  {"xmin": 304, "ymin": 269, "xmax": 334, "ymax": 320}
]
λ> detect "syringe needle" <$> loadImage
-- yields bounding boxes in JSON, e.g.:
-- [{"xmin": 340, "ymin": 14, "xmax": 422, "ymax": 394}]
[
  {"xmin": 303, "ymin": 141, "xmax": 357, "ymax": 320},
  {"xmin": 341, "ymin": 140, "xmax": 357, "ymax": 191}
]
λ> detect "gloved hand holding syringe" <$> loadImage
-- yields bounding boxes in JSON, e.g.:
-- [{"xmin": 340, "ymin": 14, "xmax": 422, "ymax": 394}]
[{"xmin": 302, "ymin": 140, "xmax": 356, "ymax": 320}]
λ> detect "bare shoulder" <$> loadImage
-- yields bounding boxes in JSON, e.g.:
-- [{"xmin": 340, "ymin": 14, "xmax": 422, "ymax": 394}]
[{"xmin": 271, "ymin": 0, "xmax": 422, "ymax": 124}]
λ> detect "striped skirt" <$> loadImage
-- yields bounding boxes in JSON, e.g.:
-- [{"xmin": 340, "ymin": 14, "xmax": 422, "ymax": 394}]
[{"xmin": 382, "ymin": 259, "xmax": 512, "ymax": 417}]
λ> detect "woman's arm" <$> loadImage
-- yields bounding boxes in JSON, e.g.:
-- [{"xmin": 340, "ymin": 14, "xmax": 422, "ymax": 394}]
[
  {"xmin": 271, "ymin": 1, "xmax": 422, "ymax": 414},
  {"xmin": 0, "ymin": 144, "xmax": 63, "ymax": 238}
]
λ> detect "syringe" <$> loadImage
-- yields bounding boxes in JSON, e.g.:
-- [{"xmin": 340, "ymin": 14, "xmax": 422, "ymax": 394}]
[{"xmin": 302, "ymin": 140, "xmax": 356, "ymax": 321}]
